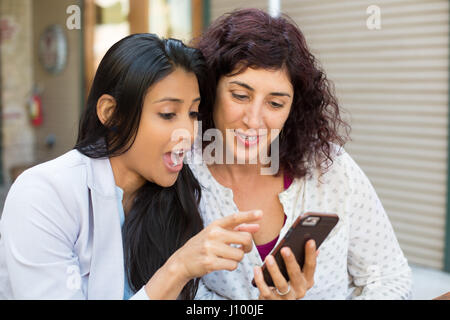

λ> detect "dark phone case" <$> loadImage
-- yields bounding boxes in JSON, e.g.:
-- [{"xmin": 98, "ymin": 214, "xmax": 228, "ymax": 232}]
[{"xmin": 252, "ymin": 212, "xmax": 339, "ymax": 287}]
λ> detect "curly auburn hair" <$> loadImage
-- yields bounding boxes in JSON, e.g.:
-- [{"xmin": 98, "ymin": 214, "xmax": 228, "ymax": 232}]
[{"xmin": 194, "ymin": 8, "xmax": 351, "ymax": 179}]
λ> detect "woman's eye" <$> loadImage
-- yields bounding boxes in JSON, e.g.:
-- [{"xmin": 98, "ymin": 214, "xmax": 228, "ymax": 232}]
[
  {"xmin": 232, "ymin": 93, "xmax": 249, "ymax": 101},
  {"xmin": 270, "ymin": 101, "xmax": 284, "ymax": 108},
  {"xmin": 158, "ymin": 112, "xmax": 176, "ymax": 120},
  {"xmin": 190, "ymin": 111, "xmax": 200, "ymax": 119}
]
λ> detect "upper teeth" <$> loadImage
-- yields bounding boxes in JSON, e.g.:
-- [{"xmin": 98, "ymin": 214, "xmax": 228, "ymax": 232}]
[
  {"xmin": 237, "ymin": 132, "xmax": 257, "ymax": 141},
  {"xmin": 171, "ymin": 150, "xmax": 184, "ymax": 166},
  {"xmin": 173, "ymin": 150, "xmax": 184, "ymax": 156}
]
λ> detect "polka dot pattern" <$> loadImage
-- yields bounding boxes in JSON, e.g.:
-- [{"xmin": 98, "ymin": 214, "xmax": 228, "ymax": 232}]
[{"xmin": 191, "ymin": 144, "xmax": 412, "ymax": 300}]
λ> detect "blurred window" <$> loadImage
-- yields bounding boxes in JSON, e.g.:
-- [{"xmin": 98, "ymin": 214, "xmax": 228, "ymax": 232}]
[
  {"xmin": 149, "ymin": 0, "xmax": 192, "ymax": 43},
  {"xmin": 94, "ymin": 0, "xmax": 130, "ymax": 71}
]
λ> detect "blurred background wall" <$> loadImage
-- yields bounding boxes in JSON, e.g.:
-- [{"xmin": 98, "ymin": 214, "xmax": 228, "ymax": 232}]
[
  {"xmin": 0, "ymin": 0, "xmax": 35, "ymax": 196},
  {"xmin": 33, "ymin": 0, "xmax": 83, "ymax": 163},
  {"xmin": 0, "ymin": 0, "xmax": 449, "ymax": 278},
  {"xmin": 279, "ymin": 0, "xmax": 450, "ymax": 272},
  {"xmin": 0, "ymin": 0, "xmax": 83, "ymax": 192}
]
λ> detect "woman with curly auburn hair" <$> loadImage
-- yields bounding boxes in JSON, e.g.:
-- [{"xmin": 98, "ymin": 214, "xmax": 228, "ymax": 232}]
[{"xmin": 190, "ymin": 8, "xmax": 412, "ymax": 300}]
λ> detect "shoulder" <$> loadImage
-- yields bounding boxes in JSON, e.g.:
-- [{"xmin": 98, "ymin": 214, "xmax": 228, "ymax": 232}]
[
  {"xmin": 0, "ymin": 151, "xmax": 94, "ymax": 275},
  {"xmin": 305, "ymin": 144, "xmax": 380, "ymax": 209},
  {"xmin": 11, "ymin": 149, "xmax": 87, "ymax": 190},
  {"xmin": 2, "ymin": 150, "xmax": 90, "ymax": 228},
  {"xmin": 302, "ymin": 143, "xmax": 375, "ymax": 202},
  {"xmin": 313, "ymin": 143, "xmax": 366, "ymax": 182}
]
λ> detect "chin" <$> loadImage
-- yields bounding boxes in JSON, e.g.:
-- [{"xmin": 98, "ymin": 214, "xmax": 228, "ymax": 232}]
[
  {"xmin": 234, "ymin": 146, "xmax": 260, "ymax": 165},
  {"xmin": 156, "ymin": 174, "xmax": 179, "ymax": 188},
  {"xmin": 235, "ymin": 156, "xmax": 259, "ymax": 165},
  {"xmin": 144, "ymin": 167, "xmax": 179, "ymax": 188}
]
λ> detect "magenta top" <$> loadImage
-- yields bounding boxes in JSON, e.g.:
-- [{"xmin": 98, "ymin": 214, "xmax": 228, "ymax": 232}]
[{"xmin": 255, "ymin": 172, "xmax": 293, "ymax": 262}]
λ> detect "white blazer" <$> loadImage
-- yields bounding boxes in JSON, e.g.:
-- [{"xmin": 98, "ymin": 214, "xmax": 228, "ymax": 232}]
[{"xmin": 0, "ymin": 149, "xmax": 149, "ymax": 299}]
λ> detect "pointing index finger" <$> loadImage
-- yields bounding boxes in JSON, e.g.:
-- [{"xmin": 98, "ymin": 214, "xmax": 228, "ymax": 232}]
[{"xmin": 216, "ymin": 210, "xmax": 263, "ymax": 230}]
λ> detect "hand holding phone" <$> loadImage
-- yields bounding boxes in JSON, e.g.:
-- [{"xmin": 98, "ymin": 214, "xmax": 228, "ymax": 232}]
[{"xmin": 252, "ymin": 212, "xmax": 339, "ymax": 288}]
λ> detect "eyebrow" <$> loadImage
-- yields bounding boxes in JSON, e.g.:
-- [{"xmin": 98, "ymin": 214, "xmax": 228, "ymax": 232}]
[
  {"xmin": 270, "ymin": 92, "xmax": 291, "ymax": 97},
  {"xmin": 229, "ymin": 81, "xmax": 291, "ymax": 98},
  {"xmin": 153, "ymin": 97, "xmax": 201, "ymax": 104},
  {"xmin": 230, "ymin": 81, "xmax": 254, "ymax": 91}
]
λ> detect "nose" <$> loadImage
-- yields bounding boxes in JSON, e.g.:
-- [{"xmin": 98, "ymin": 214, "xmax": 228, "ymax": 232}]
[{"xmin": 243, "ymin": 99, "xmax": 264, "ymax": 129}]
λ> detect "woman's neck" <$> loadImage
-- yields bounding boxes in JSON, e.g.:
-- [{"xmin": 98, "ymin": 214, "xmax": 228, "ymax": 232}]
[
  {"xmin": 208, "ymin": 162, "xmax": 265, "ymax": 187},
  {"xmin": 109, "ymin": 156, "xmax": 145, "ymax": 215}
]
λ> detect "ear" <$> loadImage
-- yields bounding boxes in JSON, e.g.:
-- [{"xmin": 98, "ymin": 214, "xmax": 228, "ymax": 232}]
[{"xmin": 96, "ymin": 94, "xmax": 117, "ymax": 126}]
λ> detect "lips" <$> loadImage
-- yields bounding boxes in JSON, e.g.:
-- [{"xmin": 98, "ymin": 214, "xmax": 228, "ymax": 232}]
[
  {"xmin": 234, "ymin": 130, "xmax": 261, "ymax": 147},
  {"xmin": 163, "ymin": 149, "xmax": 185, "ymax": 172}
]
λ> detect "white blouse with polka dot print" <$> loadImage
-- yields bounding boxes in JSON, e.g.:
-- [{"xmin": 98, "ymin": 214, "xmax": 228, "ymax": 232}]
[{"xmin": 189, "ymin": 144, "xmax": 413, "ymax": 300}]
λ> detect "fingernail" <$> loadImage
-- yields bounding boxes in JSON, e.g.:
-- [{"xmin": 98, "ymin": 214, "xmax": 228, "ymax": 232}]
[
  {"xmin": 310, "ymin": 240, "xmax": 316, "ymax": 249},
  {"xmin": 254, "ymin": 210, "xmax": 263, "ymax": 217},
  {"xmin": 266, "ymin": 256, "xmax": 274, "ymax": 265},
  {"xmin": 283, "ymin": 248, "xmax": 290, "ymax": 257}
]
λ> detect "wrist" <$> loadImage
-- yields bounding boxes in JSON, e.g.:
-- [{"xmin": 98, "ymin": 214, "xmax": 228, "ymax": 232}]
[
  {"xmin": 165, "ymin": 252, "xmax": 191, "ymax": 284},
  {"xmin": 144, "ymin": 253, "xmax": 191, "ymax": 299}
]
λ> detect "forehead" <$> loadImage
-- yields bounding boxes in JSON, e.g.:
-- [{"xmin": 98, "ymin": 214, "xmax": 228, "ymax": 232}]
[
  {"xmin": 223, "ymin": 66, "xmax": 293, "ymax": 93},
  {"xmin": 146, "ymin": 68, "xmax": 199, "ymax": 98}
]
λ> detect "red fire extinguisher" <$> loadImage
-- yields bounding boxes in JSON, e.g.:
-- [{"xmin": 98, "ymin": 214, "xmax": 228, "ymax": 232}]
[{"xmin": 29, "ymin": 88, "xmax": 43, "ymax": 126}]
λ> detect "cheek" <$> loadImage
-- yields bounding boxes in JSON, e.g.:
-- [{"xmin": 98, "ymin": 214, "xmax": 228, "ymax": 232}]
[
  {"xmin": 128, "ymin": 119, "xmax": 180, "ymax": 185},
  {"xmin": 265, "ymin": 109, "xmax": 291, "ymax": 143},
  {"xmin": 279, "ymin": 110, "xmax": 292, "ymax": 129},
  {"xmin": 265, "ymin": 108, "xmax": 291, "ymax": 130},
  {"xmin": 131, "ymin": 129, "xmax": 160, "ymax": 167},
  {"xmin": 132, "ymin": 118, "xmax": 169, "ymax": 163},
  {"xmin": 213, "ymin": 96, "xmax": 243, "ymax": 128}
]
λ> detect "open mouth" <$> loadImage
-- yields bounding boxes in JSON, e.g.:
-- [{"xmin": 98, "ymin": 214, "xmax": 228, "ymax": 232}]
[
  {"xmin": 170, "ymin": 149, "xmax": 185, "ymax": 166},
  {"xmin": 163, "ymin": 149, "xmax": 186, "ymax": 172}
]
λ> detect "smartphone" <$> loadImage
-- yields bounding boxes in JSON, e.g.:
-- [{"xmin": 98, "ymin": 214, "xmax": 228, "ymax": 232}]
[{"xmin": 251, "ymin": 212, "xmax": 339, "ymax": 287}]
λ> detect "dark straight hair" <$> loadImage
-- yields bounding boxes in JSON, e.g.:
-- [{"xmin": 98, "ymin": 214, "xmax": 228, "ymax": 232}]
[{"xmin": 75, "ymin": 33, "xmax": 213, "ymax": 299}]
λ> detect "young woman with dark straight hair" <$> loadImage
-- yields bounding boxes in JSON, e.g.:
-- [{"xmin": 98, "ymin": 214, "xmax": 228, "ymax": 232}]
[{"xmin": 0, "ymin": 33, "xmax": 261, "ymax": 300}]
